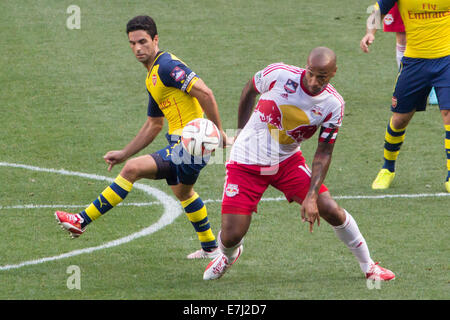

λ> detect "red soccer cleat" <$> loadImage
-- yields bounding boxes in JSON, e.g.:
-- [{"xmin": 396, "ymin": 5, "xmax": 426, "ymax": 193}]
[
  {"xmin": 55, "ymin": 211, "xmax": 85, "ymax": 238},
  {"xmin": 366, "ymin": 262, "xmax": 395, "ymax": 281}
]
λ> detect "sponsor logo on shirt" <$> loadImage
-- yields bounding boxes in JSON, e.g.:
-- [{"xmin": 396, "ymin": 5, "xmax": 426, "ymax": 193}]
[
  {"xmin": 284, "ymin": 79, "xmax": 299, "ymax": 94},
  {"xmin": 256, "ymin": 99, "xmax": 283, "ymax": 130},
  {"xmin": 311, "ymin": 107, "xmax": 323, "ymax": 117},
  {"xmin": 170, "ymin": 66, "xmax": 186, "ymax": 82}
]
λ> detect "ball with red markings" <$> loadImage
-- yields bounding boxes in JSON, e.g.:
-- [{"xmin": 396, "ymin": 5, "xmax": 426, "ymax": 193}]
[{"xmin": 181, "ymin": 118, "xmax": 221, "ymax": 157}]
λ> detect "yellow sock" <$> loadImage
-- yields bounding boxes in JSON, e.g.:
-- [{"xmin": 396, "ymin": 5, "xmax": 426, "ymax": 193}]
[
  {"xmin": 181, "ymin": 192, "xmax": 217, "ymax": 251},
  {"xmin": 79, "ymin": 175, "xmax": 133, "ymax": 226},
  {"xmin": 383, "ymin": 117, "xmax": 406, "ymax": 172},
  {"xmin": 445, "ymin": 125, "xmax": 450, "ymax": 181}
]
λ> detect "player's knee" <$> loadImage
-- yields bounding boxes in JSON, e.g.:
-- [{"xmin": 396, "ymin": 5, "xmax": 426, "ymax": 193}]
[
  {"xmin": 221, "ymin": 232, "xmax": 242, "ymax": 248},
  {"xmin": 221, "ymin": 214, "xmax": 248, "ymax": 247},
  {"xmin": 441, "ymin": 109, "xmax": 450, "ymax": 123},
  {"xmin": 221, "ymin": 226, "xmax": 242, "ymax": 247},
  {"xmin": 120, "ymin": 159, "xmax": 142, "ymax": 182},
  {"xmin": 391, "ymin": 112, "xmax": 413, "ymax": 130},
  {"xmin": 318, "ymin": 197, "xmax": 345, "ymax": 226}
]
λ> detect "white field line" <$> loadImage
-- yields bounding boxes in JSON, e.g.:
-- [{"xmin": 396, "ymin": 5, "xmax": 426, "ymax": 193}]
[
  {"xmin": 0, "ymin": 202, "xmax": 160, "ymax": 210},
  {"xmin": 2, "ymin": 193, "xmax": 450, "ymax": 211},
  {"xmin": 0, "ymin": 162, "xmax": 182, "ymax": 271}
]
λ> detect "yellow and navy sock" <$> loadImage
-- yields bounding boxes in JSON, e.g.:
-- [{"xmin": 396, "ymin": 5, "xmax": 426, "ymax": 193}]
[
  {"xmin": 181, "ymin": 192, "xmax": 217, "ymax": 252},
  {"xmin": 383, "ymin": 117, "xmax": 406, "ymax": 173},
  {"xmin": 445, "ymin": 125, "xmax": 450, "ymax": 182},
  {"xmin": 78, "ymin": 175, "xmax": 133, "ymax": 228}
]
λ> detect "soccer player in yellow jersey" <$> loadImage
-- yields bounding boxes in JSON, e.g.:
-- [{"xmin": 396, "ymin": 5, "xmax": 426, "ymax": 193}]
[
  {"xmin": 360, "ymin": 0, "xmax": 450, "ymax": 192},
  {"xmin": 55, "ymin": 15, "xmax": 229, "ymax": 259}
]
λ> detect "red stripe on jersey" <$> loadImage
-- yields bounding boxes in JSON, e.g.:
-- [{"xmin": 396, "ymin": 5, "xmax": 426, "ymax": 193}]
[
  {"xmin": 268, "ymin": 80, "xmax": 276, "ymax": 91},
  {"xmin": 263, "ymin": 66, "xmax": 301, "ymax": 77},
  {"xmin": 325, "ymin": 87, "xmax": 344, "ymax": 125},
  {"xmin": 263, "ymin": 63, "xmax": 287, "ymax": 75},
  {"xmin": 252, "ymin": 76, "xmax": 260, "ymax": 93},
  {"xmin": 325, "ymin": 85, "xmax": 345, "ymax": 105},
  {"xmin": 263, "ymin": 64, "xmax": 302, "ymax": 77},
  {"xmin": 323, "ymin": 112, "xmax": 332, "ymax": 123}
]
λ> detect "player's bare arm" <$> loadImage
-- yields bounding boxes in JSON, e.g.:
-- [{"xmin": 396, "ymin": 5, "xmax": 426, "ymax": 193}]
[
  {"xmin": 104, "ymin": 116, "xmax": 164, "ymax": 171},
  {"xmin": 237, "ymin": 78, "xmax": 259, "ymax": 133},
  {"xmin": 301, "ymin": 141, "xmax": 334, "ymax": 232},
  {"xmin": 188, "ymin": 78, "xmax": 228, "ymax": 146}
]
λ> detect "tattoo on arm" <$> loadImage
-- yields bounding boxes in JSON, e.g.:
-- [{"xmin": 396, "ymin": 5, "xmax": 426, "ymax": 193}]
[{"xmin": 309, "ymin": 142, "xmax": 334, "ymax": 194}]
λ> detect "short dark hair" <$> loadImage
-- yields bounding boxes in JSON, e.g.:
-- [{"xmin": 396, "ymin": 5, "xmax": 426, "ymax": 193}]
[{"xmin": 126, "ymin": 15, "xmax": 158, "ymax": 39}]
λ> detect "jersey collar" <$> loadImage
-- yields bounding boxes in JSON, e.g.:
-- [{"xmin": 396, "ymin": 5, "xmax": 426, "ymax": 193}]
[{"xmin": 148, "ymin": 50, "xmax": 165, "ymax": 72}]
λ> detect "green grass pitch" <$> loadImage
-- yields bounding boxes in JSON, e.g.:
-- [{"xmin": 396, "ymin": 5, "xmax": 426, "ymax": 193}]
[{"xmin": 0, "ymin": 0, "xmax": 448, "ymax": 301}]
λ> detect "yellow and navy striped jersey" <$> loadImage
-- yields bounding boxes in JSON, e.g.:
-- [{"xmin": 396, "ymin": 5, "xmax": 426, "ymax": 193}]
[
  {"xmin": 376, "ymin": 0, "xmax": 450, "ymax": 59},
  {"xmin": 146, "ymin": 51, "xmax": 204, "ymax": 135}
]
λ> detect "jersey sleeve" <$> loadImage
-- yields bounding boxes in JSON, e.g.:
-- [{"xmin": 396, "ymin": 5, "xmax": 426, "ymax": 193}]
[
  {"xmin": 376, "ymin": 0, "xmax": 397, "ymax": 15},
  {"xmin": 147, "ymin": 90, "xmax": 164, "ymax": 117},
  {"xmin": 252, "ymin": 63, "xmax": 285, "ymax": 94},
  {"xmin": 158, "ymin": 59, "xmax": 199, "ymax": 93},
  {"xmin": 318, "ymin": 99, "xmax": 345, "ymax": 144}
]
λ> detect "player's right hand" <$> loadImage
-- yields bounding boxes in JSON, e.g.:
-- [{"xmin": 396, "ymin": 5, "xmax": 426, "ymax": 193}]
[
  {"xmin": 221, "ymin": 130, "xmax": 234, "ymax": 148},
  {"xmin": 103, "ymin": 150, "xmax": 127, "ymax": 171},
  {"xmin": 360, "ymin": 33, "xmax": 375, "ymax": 53},
  {"xmin": 300, "ymin": 194, "xmax": 321, "ymax": 233}
]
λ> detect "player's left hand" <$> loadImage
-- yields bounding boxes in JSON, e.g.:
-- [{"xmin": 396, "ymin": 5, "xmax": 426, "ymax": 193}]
[{"xmin": 300, "ymin": 194, "xmax": 321, "ymax": 233}]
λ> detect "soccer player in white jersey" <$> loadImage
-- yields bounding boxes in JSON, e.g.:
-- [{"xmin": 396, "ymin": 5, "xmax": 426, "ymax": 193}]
[{"xmin": 203, "ymin": 47, "xmax": 395, "ymax": 281}]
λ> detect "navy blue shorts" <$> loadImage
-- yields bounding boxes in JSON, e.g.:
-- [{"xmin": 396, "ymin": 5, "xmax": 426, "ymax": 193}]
[
  {"xmin": 391, "ymin": 55, "xmax": 450, "ymax": 113},
  {"xmin": 150, "ymin": 133, "xmax": 209, "ymax": 186}
]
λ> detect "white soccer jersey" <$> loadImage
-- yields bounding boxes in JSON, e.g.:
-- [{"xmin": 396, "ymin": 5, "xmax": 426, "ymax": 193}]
[{"xmin": 230, "ymin": 63, "xmax": 345, "ymax": 166}]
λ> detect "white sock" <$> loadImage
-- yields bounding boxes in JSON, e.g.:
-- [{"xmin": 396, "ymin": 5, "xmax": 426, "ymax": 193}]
[
  {"xmin": 218, "ymin": 230, "xmax": 243, "ymax": 261},
  {"xmin": 396, "ymin": 43, "xmax": 406, "ymax": 69},
  {"xmin": 333, "ymin": 210, "xmax": 374, "ymax": 273}
]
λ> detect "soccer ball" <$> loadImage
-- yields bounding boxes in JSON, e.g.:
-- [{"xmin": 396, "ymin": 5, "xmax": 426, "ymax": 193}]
[{"xmin": 181, "ymin": 118, "xmax": 221, "ymax": 157}]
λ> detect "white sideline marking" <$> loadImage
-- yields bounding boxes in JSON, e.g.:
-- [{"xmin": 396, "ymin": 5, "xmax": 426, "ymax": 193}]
[
  {"xmin": 334, "ymin": 193, "xmax": 450, "ymax": 200},
  {"xmin": 0, "ymin": 162, "xmax": 182, "ymax": 271},
  {"xmin": 2, "ymin": 192, "xmax": 449, "ymax": 211},
  {"xmin": 0, "ymin": 202, "xmax": 159, "ymax": 210}
]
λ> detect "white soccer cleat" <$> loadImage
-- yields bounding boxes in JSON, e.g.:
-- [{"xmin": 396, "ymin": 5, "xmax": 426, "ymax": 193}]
[
  {"xmin": 187, "ymin": 248, "xmax": 221, "ymax": 259},
  {"xmin": 203, "ymin": 245, "xmax": 243, "ymax": 280}
]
